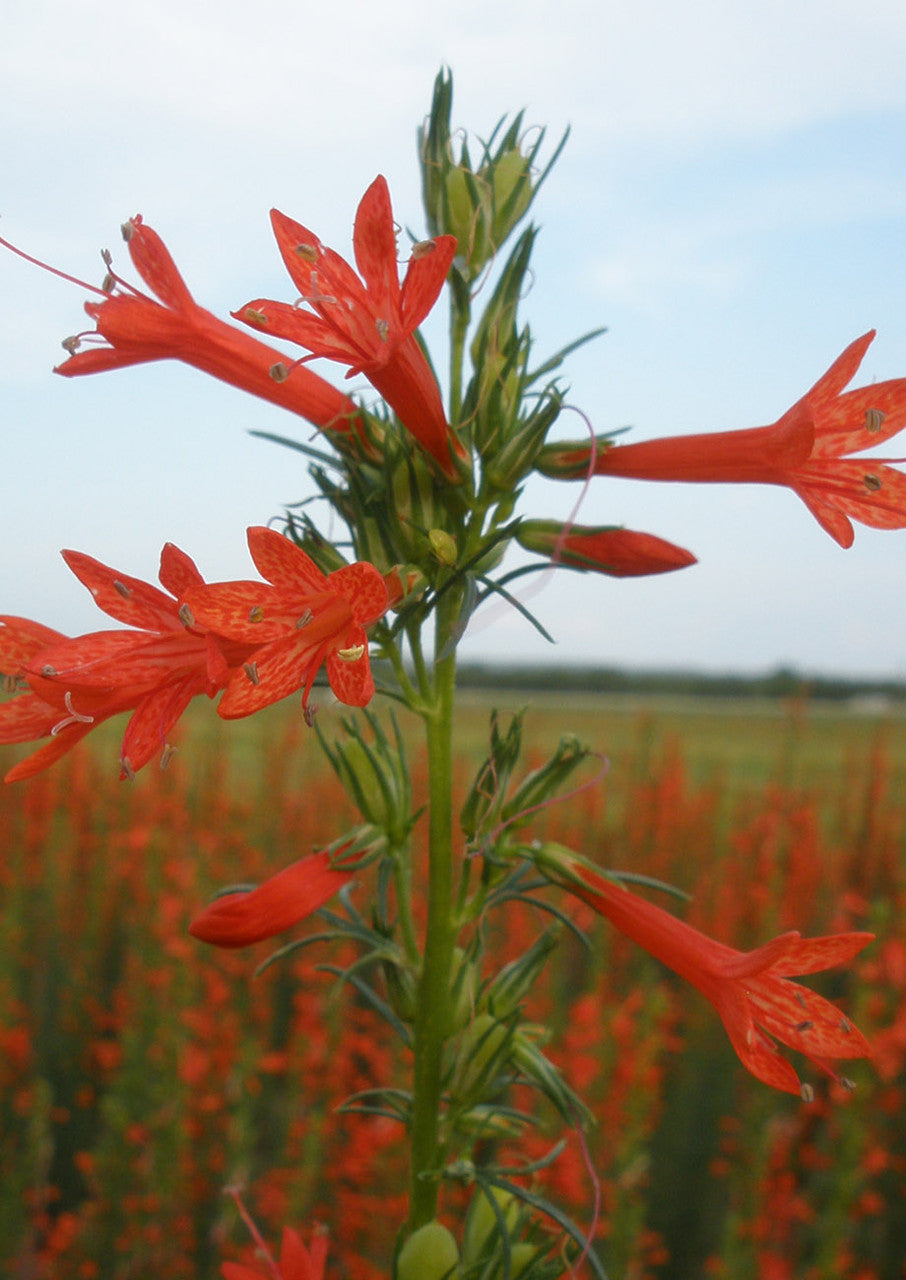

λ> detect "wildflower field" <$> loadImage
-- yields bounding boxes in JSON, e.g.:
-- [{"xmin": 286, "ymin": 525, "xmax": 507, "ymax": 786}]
[{"xmin": 3, "ymin": 693, "xmax": 904, "ymax": 1280}]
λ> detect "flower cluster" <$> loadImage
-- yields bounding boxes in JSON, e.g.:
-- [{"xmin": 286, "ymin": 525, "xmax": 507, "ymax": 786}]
[{"xmin": 0, "ymin": 528, "xmax": 388, "ymax": 781}]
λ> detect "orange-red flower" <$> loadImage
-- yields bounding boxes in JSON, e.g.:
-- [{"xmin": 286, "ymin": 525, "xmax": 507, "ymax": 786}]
[
  {"xmin": 183, "ymin": 526, "xmax": 389, "ymax": 718},
  {"xmin": 516, "ymin": 519, "xmax": 697, "ymax": 577},
  {"xmin": 2, "ymin": 218, "xmax": 364, "ymax": 444},
  {"xmin": 540, "ymin": 332, "xmax": 906, "ymax": 547},
  {"xmin": 540, "ymin": 847, "xmax": 873, "ymax": 1095},
  {"xmin": 190, "ymin": 851, "xmax": 351, "ymax": 949},
  {"xmin": 0, "ymin": 544, "xmax": 251, "ymax": 782},
  {"xmin": 235, "ymin": 176, "xmax": 467, "ymax": 479}
]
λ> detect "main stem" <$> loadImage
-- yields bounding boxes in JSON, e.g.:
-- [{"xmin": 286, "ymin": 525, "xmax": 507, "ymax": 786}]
[{"xmin": 408, "ymin": 589, "xmax": 459, "ymax": 1229}]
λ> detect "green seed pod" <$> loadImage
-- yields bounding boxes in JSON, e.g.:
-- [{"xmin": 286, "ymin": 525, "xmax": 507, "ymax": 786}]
[{"xmin": 397, "ymin": 1221, "xmax": 459, "ymax": 1280}]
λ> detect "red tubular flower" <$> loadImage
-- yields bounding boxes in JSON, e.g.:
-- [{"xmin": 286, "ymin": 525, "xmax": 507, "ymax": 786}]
[
  {"xmin": 222, "ymin": 1224, "xmax": 328, "ymax": 1280},
  {"xmin": 1, "ymin": 219, "xmax": 365, "ymax": 446},
  {"xmin": 235, "ymin": 176, "xmax": 468, "ymax": 480},
  {"xmin": 0, "ymin": 544, "xmax": 251, "ymax": 782},
  {"xmin": 190, "ymin": 851, "xmax": 351, "ymax": 949},
  {"xmin": 541, "ymin": 332, "xmax": 906, "ymax": 547},
  {"xmin": 516, "ymin": 519, "xmax": 697, "ymax": 577},
  {"xmin": 541, "ymin": 848, "xmax": 873, "ymax": 1095},
  {"xmin": 182, "ymin": 526, "xmax": 389, "ymax": 718}
]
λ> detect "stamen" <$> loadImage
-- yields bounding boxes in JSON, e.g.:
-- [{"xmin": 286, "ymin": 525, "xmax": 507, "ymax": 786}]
[
  {"xmin": 243, "ymin": 661, "xmax": 260, "ymax": 685},
  {"xmin": 294, "ymin": 242, "xmax": 320, "ymax": 263},
  {"xmin": 863, "ymin": 473, "xmax": 882, "ymax": 492},
  {"xmin": 839, "ymin": 1017, "xmax": 852, "ymax": 1034},
  {"xmin": 865, "ymin": 408, "xmax": 886, "ymax": 433},
  {"xmin": 410, "ymin": 239, "xmax": 436, "ymax": 260},
  {"xmin": 298, "ymin": 272, "xmax": 337, "ymax": 307},
  {"xmin": 160, "ymin": 743, "xmax": 177, "ymax": 770},
  {"xmin": 795, "ymin": 1020, "xmax": 813, "ymax": 1033},
  {"xmin": 178, "ymin": 603, "xmax": 196, "ymax": 629},
  {"xmin": 296, "ymin": 609, "xmax": 313, "ymax": 629},
  {"xmin": 101, "ymin": 248, "xmax": 114, "ymax": 268},
  {"xmin": 113, "ymin": 579, "xmax": 132, "ymax": 599},
  {"xmin": 243, "ymin": 307, "xmax": 269, "ymax": 326},
  {"xmin": 51, "ymin": 691, "xmax": 95, "ymax": 736},
  {"xmin": 337, "ymin": 644, "xmax": 365, "ymax": 663},
  {"xmin": 799, "ymin": 1083, "xmax": 815, "ymax": 1103},
  {"xmin": 41, "ymin": 664, "xmax": 58, "ymax": 677},
  {"xmin": 120, "ymin": 221, "xmax": 136, "ymax": 243},
  {"xmin": 121, "ymin": 757, "xmax": 136, "ymax": 781},
  {"xmin": 839, "ymin": 1076, "xmax": 856, "ymax": 1092},
  {"xmin": 303, "ymin": 703, "xmax": 317, "ymax": 727},
  {"xmin": 270, "ymin": 362, "xmax": 289, "ymax": 383},
  {"xmin": 248, "ymin": 605, "xmax": 265, "ymax": 623},
  {"xmin": 101, "ymin": 273, "xmax": 116, "ymax": 294},
  {"xmin": 375, "ymin": 319, "xmax": 390, "ymax": 342},
  {"xmin": 61, "ymin": 335, "xmax": 81, "ymax": 355}
]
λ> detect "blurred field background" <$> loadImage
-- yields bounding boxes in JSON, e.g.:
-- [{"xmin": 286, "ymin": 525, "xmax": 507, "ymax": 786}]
[{"xmin": 2, "ymin": 692, "xmax": 905, "ymax": 1280}]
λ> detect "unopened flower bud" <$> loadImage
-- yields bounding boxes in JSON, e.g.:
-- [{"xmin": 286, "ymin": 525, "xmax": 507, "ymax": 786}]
[
  {"xmin": 428, "ymin": 528, "xmax": 458, "ymax": 566},
  {"xmin": 397, "ymin": 1222, "xmax": 459, "ymax": 1280}
]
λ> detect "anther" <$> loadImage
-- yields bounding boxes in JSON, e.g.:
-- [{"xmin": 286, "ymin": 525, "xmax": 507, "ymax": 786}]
[
  {"xmin": 839, "ymin": 1017, "xmax": 852, "ymax": 1034},
  {"xmin": 863, "ymin": 473, "xmax": 882, "ymax": 492},
  {"xmin": 270, "ymin": 362, "xmax": 289, "ymax": 382},
  {"xmin": 41, "ymin": 664, "xmax": 58, "ymax": 677},
  {"xmin": 160, "ymin": 743, "xmax": 177, "ymax": 770},
  {"xmin": 121, "ymin": 757, "xmax": 136, "ymax": 781},
  {"xmin": 120, "ymin": 221, "xmax": 135, "ymax": 243},
  {"xmin": 840, "ymin": 1076, "xmax": 856, "ymax": 1092},
  {"xmin": 865, "ymin": 408, "xmax": 886, "ymax": 433},
  {"xmin": 796, "ymin": 1020, "xmax": 813, "ymax": 1033},
  {"xmin": 337, "ymin": 644, "xmax": 365, "ymax": 663},
  {"xmin": 410, "ymin": 239, "xmax": 436, "ymax": 260},
  {"xmin": 296, "ymin": 609, "xmax": 313, "ymax": 629},
  {"xmin": 799, "ymin": 1083, "xmax": 815, "ymax": 1103},
  {"xmin": 303, "ymin": 703, "xmax": 317, "ymax": 727},
  {"xmin": 102, "ymin": 273, "xmax": 116, "ymax": 294},
  {"xmin": 178, "ymin": 603, "xmax": 196, "ymax": 629},
  {"xmin": 294, "ymin": 242, "xmax": 320, "ymax": 263},
  {"xmin": 113, "ymin": 579, "xmax": 132, "ymax": 598},
  {"xmin": 243, "ymin": 661, "xmax": 260, "ymax": 685},
  {"xmin": 243, "ymin": 307, "xmax": 269, "ymax": 326},
  {"xmin": 375, "ymin": 319, "xmax": 390, "ymax": 342},
  {"xmin": 61, "ymin": 336, "xmax": 81, "ymax": 355},
  {"xmin": 248, "ymin": 605, "xmax": 265, "ymax": 623},
  {"xmin": 101, "ymin": 248, "xmax": 114, "ymax": 267}
]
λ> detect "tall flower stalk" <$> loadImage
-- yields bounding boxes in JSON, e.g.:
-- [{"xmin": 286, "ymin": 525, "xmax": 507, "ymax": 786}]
[{"xmin": 0, "ymin": 68, "xmax": 895, "ymax": 1280}]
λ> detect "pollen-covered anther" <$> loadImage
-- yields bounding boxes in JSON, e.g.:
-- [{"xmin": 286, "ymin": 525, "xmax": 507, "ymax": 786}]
[
  {"xmin": 102, "ymin": 273, "xmax": 116, "ymax": 294},
  {"xmin": 248, "ymin": 605, "xmax": 265, "ymax": 623},
  {"xmin": 840, "ymin": 1017, "xmax": 852, "ymax": 1033},
  {"xmin": 113, "ymin": 579, "xmax": 132, "ymax": 599},
  {"xmin": 270, "ymin": 361, "xmax": 289, "ymax": 383},
  {"xmin": 120, "ymin": 221, "xmax": 136, "ymax": 243},
  {"xmin": 41, "ymin": 664, "xmax": 58, "ymax": 677},
  {"xmin": 410, "ymin": 239, "xmax": 437, "ymax": 260},
  {"xmin": 296, "ymin": 609, "xmax": 313, "ymax": 629},
  {"xmin": 121, "ymin": 757, "xmax": 136, "ymax": 781},
  {"xmin": 243, "ymin": 307, "xmax": 269, "ymax": 326},
  {"xmin": 336, "ymin": 644, "xmax": 365, "ymax": 663},
  {"xmin": 375, "ymin": 319, "xmax": 390, "ymax": 342},
  {"xmin": 796, "ymin": 1020, "xmax": 813, "ymax": 1033},
  {"xmin": 61, "ymin": 335, "xmax": 81, "ymax": 355},
  {"xmin": 178, "ymin": 603, "xmax": 196, "ymax": 629},
  {"xmin": 160, "ymin": 743, "xmax": 177, "ymax": 770},
  {"xmin": 294, "ymin": 242, "xmax": 320, "ymax": 263},
  {"xmin": 864, "ymin": 473, "xmax": 883, "ymax": 492},
  {"xmin": 799, "ymin": 1082, "xmax": 815, "ymax": 1103},
  {"xmin": 51, "ymin": 691, "xmax": 95, "ymax": 736},
  {"xmin": 865, "ymin": 408, "xmax": 886, "ymax": 433},
  {"xmin": 243, "ymin": 661, "xmax": 260, "ymax": 685}
]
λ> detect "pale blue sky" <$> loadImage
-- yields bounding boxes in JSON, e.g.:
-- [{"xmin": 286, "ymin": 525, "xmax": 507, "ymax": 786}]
[{"xmin": 3, "ymin": 0, "xmax": 906, "ymax": 677}]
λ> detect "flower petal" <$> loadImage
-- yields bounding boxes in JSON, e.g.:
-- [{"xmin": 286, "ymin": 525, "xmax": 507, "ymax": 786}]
[
  {"xmin": 247, "ymin": 526, "xmax": 327, "ymax": 594},
  {"xmin": 63, "ymin": 550, "xmax": 179, "ymax": 631}
]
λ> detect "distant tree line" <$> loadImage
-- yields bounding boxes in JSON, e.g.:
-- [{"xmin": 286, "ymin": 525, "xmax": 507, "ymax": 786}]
[{"xmin": 455, "ymin": 663, "xmax": 906, "ymax": 703}]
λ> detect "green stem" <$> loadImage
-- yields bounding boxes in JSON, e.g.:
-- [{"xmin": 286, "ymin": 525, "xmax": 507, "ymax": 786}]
[{"xmin": 408, "ymin": 588, "xmax": 460, "ymax": 1229}]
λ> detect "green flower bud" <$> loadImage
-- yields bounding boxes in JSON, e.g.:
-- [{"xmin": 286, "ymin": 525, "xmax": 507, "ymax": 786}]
[
  {"xmin": 462, "ymin": 1188, "xmax": 520, "ymax": 1265},
  {"xmin": 397, "ymin": 1221, "xmax": 459, "ymax": 1280},
  {"xmin": 451, "ymin": 1013, "xmax": 511, "ymax": 1101},
  {"xmin": 428, "ymin": 528, "xmax": 458, "ymax": 566}
]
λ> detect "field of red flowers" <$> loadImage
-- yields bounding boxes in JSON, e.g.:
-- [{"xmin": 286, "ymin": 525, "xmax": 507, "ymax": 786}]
[{"xmin": 2, "ymin": 697, "xmax": 905, "ymax": 1280}]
